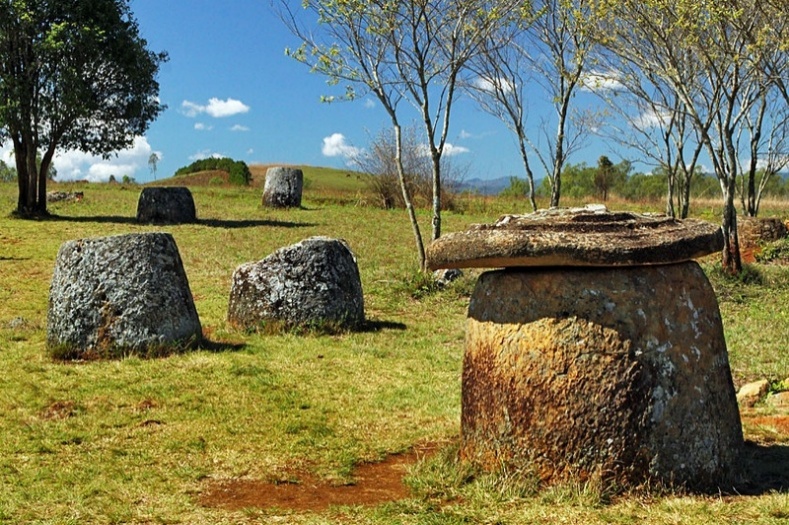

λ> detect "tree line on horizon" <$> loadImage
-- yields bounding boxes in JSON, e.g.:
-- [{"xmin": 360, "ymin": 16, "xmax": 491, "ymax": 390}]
[{"xmin": 282, "ymin": 0, "xmax": 788, "ymax": 274}]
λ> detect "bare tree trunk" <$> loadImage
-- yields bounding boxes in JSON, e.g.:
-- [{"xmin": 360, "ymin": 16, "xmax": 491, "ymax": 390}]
[
  {"xmin": 517, "ymin": 130, "xmax": 538, "ymax": 212},
  {"xmin": 550, "ymin": 104, "xmax": 568, "ymax": 208},
  {"xmin": 431, "ymin": 150, "xmax": 441, "ymax": 242},
  {"xmin": 25, "ymin": 141, "xmax": 38, "ymax": 213},
  {"xmin": 721, "ymin": 132, "xmax": 742, "ymax": 274},
  {"xmin": 665, "ymin": 168, "xmax": 676, "ymax": 218},
  {"xmin": 394, "ymin": 124, "xmax": 427, "ymax": 270},
  {"xmin": 721, "ymin": 184, "xmax": 742, "ymax": 274},
  {"xmin": 12, "ymin": 136, "xmax": 27, "ymax": 214},
  {"xmin": 680, "ymin": 176, "xmax": 691, "ymax": 219}
]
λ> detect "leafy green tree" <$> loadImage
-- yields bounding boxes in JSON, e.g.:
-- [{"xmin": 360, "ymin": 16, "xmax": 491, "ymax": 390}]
[
  {"xmin": 593, "ymin": 156, "xmax": 629, "ymax": 201},
  {"xmin": 0, "ymin": 0, "xmax": 166, "ymax": 217},
  {"xmin": 0, "ymin": 158, "xmax": 15, "ymax": 182},
  {"xmin": 557, "ymin": 162, "xmax": 595, "ymax": 199},
  {"xmin": 500, "ymin": 176, "xmax": 533, "ymax": 200},
  {"xmin": 594, "ymin": 0, "xmax": 789, "ymax": 273},
  {"xmin": 148, "ymin": 152, "xmax": 160, "ymax": 181},
  {"xmin": 175, "ymin": 157, "xmax": 251, "ymax": 186},
  {"xmin": 621, "ymin": 171, "xmax": 668, "ymax": 202}
]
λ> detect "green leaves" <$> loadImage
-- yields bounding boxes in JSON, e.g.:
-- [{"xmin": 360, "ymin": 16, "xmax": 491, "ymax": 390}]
[{"xmin": 0, "ymin": 0, "xmax": 166, "ymax": 214}]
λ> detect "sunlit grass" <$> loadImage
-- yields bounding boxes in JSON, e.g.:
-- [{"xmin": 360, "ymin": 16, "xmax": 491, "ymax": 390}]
[{"xmin": 1, "ymin": 180, "xmax": 788, "ymax": 524}]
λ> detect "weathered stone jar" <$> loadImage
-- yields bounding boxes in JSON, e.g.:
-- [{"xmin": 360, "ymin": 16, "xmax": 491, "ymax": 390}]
[
  {"xmin": 136, "ymin": 186, "xmax": 197, "ymax": 224},
  {"xmin": 263, "ymin": 166, "xmax": 303, "ymax": 208},
  {"xmin": 47, "ymin": 232, "xmax": 202, "ymax": 359},
  {"xmin": 227, "ymin": 236, "xmax": 365, "ymax": 331},
  {"xmin": 427, "ymin": 205, "xmax": 743, "ymax": 491}
]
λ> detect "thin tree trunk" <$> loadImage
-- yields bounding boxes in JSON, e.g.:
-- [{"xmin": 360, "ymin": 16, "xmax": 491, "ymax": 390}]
[
  {"xmin": 13, "ymin": 136, "xmax": 27, "ymax": 214},
  {"xmin": 431, "ymin": 151, "xmax": 441, "ymax": 241},
  {"xmin": 517, "ymin": 131, "xmax": 538, "ymax": 212},
  {"xmin": 550, "ymin": 119, "xmax": 566, "ymax": 208},
  {"xmin": 394, "ymin": 123, "xmax": 426, "ymax": 270},
  {"xmin": 665, "ymin": 168, "xmax": 676, "ymax": 218},
  {"xmin": 721, "ymin": 184, "xmax": 741, "ymax": 274}
]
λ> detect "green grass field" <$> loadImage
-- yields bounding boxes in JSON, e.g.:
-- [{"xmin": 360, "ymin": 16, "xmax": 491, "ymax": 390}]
[{"xmin": 0, "ymin": 175, "xmax": 788, "ymax": 524}]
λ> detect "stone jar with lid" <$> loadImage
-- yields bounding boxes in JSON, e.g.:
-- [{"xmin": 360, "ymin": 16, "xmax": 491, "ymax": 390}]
[{"xmin": 427, "ymin": 205, "xmax": 742, "ymax": 491}]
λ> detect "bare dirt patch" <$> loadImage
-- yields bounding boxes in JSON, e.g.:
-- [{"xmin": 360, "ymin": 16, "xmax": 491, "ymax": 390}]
[{"xmin": 200, "ymin": 445, "xmax": 436, "ymax": 512}]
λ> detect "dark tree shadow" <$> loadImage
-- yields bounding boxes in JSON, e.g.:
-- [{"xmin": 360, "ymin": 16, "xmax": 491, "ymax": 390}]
[
  {"xmin": 44, "ymin": 214, "xmax": 317, "ymax": 229},
  {"xmin": 733, "ymin": 441, "xmax": 789, "ymax": 495},
  {"xmin": 198, "ymin": 218, "xmax": 317, "ymax": 229},
  {"xmin": 199, "ymin": 338, "xmax": 247, "ymax": 353},
  {"xmin": 358, "ymin": 319, "xmax": 408, "ymax": 332}
]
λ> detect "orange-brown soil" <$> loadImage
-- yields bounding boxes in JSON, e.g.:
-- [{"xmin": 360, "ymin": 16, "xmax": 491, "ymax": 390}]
[{"xmin": 200, "ymin": 444, "xmax": 437, "ymax": 512}]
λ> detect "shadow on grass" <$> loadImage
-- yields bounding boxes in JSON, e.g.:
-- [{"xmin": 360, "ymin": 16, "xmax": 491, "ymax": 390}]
[
  {"xmin": 359, "ymin": 319, "xmax": 408, "ymax": 332},
  {"xmin": 45, "ymin": 214, "xmax": 317, "ymax": 229},
  {"xmin": 199, "ymin": 218, "xmax": 317, "ymax": 229},
  {"xmin": 736, "ymin": 441, "xmax": 789, "ymax": 495},
  {"xmin": 199, "ymin": 338, "xmax": 247, "ymax": 353}
]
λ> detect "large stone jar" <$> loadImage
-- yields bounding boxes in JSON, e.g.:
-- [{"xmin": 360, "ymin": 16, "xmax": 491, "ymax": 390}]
[
  {"xmin": 136, "ymin": 186, "xmax": 197, "ymax": 224},
  {"xmin": 227, "ymin": 236, "xmax": 365, "ymax": 331},
  {"xmin": 427, "ymin": 206, "xmax": 743, "ymax": 491},
  {"xmin": 47, "ymin": 232, "xmax": 202, "ymax": 359},
  {"xmin": 263, "ymin": 166, "xmax": 303, "ymax": 208}
]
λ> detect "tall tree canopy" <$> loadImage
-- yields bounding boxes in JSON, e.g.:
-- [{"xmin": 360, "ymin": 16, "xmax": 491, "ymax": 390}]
[
  {"xmin": 281, "ymin": 0, "xmax": 519, "ymax": 270},
  {"xmin": 592, "ymin": 0, "xmax": 789, "ymax": 274},
  {"xmin": 0, "ymin": 0, "xmax": 166, "ymax": 217}
]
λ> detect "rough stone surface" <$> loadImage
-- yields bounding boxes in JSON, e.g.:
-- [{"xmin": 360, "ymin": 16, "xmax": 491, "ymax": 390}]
[
  {"xmin": 461, "ymin": 262, "xmax": 743, "ymax": 490},
  {"xmin": 136, "ymin": 187, "xmax": 197, "ymax": 224},
  {"xmin": 227, "ymin": 237, "xmax": 364, "ymax": 330},
  {"xmin": 47, "ymin": 191, "xmax": 83, "ymax": 203},
  {"xmin": 737, "ymin": 379, "xmax": 771, "ymax": 408},
  {"xmin": 434, "ymin": 268, "xmax": 463, "ymax": 287},
  {"xmin": 739, "ymin": 216, "xmax": 788, "ymax": 248},
  {"xmin": 263, "ymin": 167, "xmax": 303, "ymax": 208},
  {"xmin": 766, "ymin": 391, "xmax": 789, "ymax": 409},
  {"xmin": 427, "ymin": 205, "xmax": 724, "ymax": 269},
  {"xmin": 47, "ymin": 233, "xmax": 202, "ymax": 358}
]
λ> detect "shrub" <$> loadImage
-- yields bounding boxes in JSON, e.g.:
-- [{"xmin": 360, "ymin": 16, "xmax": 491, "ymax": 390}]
[{"xmin": 175, "ymin": 157, "xmax": 251, "ymax": 186}]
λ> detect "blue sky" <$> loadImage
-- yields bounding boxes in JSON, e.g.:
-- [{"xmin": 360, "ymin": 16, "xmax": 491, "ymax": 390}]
[{"xmin": 1, "ymin": 0, "xmax": 616, "ymax": 183}]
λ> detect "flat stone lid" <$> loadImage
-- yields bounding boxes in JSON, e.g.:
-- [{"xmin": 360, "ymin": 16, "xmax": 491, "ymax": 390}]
[{"xmin": 426, "ymin": 205, "xmax": 724, "ymax": 269}]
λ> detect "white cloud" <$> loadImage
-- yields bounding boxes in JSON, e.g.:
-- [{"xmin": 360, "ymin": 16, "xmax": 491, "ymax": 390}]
[
  {"xmin": 230, "ymin": 124, "xmax": 250, "ymax": 132},
  {"xmin": 189, "ymin": 149, "xmax": 225, "ymax": 161},
  {"xmin": 364, "ymin": 99, "xmax": 376, "ymax": 109},
  {"xmin": 51, "ymin": 137, "xmax": 159, "ymax": 182},
  {"xmin": 0, "ymin": 143, "xmax": 13, "ymax": 164},
  {"xmin": 322, "ymin": 133, "xmax": 362, "ymax": 161},
  {"xmin": 443, "ymin": 143, "xmax": 470, "ymax": 157},
  {"xmin": 181, "ymin": 97, "xmax": 250, "ymax": 118},
  {"xmin": 581, "ymin": 70, "xmax": 625, "ymax": 92},
  {"xmin": 194, "ymin": 122, "xmax": 213, "ymax": 131},
  {"xmin": 459, "ymin": 130, "xmax": 473, "ymax": 140},
  {"xmin": 632, "ymin": 108, "xmax": 671, "ymax": 129},
  {"xmin": 417, "ymin": 142, "xmax": 470, "ymax": 158},
  {"xmin": 473, "ymin": 75, "xmax": 516, "ymax": 94}
]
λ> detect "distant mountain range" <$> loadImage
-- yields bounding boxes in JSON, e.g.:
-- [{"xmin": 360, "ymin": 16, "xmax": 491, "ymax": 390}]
[{"xmin": 456, "ymin": 176, "xmax": 516, "ymax": 196}]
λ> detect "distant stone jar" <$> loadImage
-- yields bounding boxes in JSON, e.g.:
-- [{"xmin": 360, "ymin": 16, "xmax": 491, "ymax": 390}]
[
  {"xmin": 263, "ymin": 166, "xmax": 303, "ymax": 208},
  {"xmin": 227, "ymin": 236, "xmax": 364, "ymax": 331},
  {"xmin": 47, "ymin": 233, "xmax": 202, "ymax": 359},
  {"xmin": 136, "ymin": 187, "xmax": 197, "ymax": 224},
  {"xmin": 427, "ymin": 205, "xmax": 743, "ymax": 491}
]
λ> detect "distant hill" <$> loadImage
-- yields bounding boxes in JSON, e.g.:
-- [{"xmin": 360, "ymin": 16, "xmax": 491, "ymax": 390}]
[
  {"xmin": 151, "ymin": 165, "xmax": 532, "ymax": 198},
  {"xmin": 147, "ymin": 164, "xmax": 370, "ymax": 193},
  {"xmin": 456, "ymin": 176, "xmax": 514, "ymax": 196}
]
